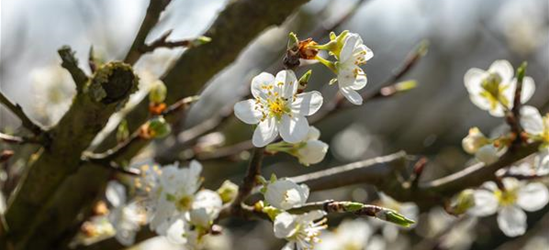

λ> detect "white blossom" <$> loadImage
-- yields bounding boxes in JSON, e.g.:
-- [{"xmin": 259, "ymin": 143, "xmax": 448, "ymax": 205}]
[
  {"xmin": 470, "ymin": 178, "xmax": 549, "ymax": 237},
  {"xmin": 188, "ymin": 190, "xmax": 223, "ymax": 229},
  {"xmin": 106, "ymin": 181, "xmax": 146, "ymax": 246},
  {"xmin": 273, "ymin": 210, "xmax": 327, "ymax": 250},
  {"xmin": 464, "ymin": 60, "xmax": 535, "ymax": 117},
  {"xmin": 335, "ymin": 33, "xmax": 374, "ymax": 105},
  {"xmin": 317, "ymin": 219, "xmax": 374, "ymax": 250},
  {"xmin": 149, "ymin": 161, "xmax": 203, "ymax": 234},
  {"xmin": 234, "ymin": 70, "xmax": 323, "ymax": 147},
  {"xmin": 264, "ymin": 179, "xmax": 310, "ymax": 210},
  {"xmin": 520, "ymin": 105, "xmax": 549, "ymax": 143}
]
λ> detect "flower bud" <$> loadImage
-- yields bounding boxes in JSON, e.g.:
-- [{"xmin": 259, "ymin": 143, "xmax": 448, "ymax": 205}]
[
  {"xmin": 149, "ymin": 80, "xmax": 167, "ymax": 104},
  {"xmin": 462, "ymin": 127, "xmax": 489, "ymax": 154},
  {"xmin": 298, "ymin": 70, "xmax": 312, "ymax": 93},
  {"xmin": 475, "ymin": 144, "xmax": 499, "ymax": 164},
  {"xmin": 142, "ymin": 116, "xmax": 171, "ymax": 139},
  {"xmin": 450, "ymin": 189, "xmax": 475, "ymax": 215},
  {"xmin": 287, "ymin": 32, "xmax": 299, "ymax": 51},
  {"xmin": 217, "ymin": 180, "xmax": 238, "ymax": 204}
]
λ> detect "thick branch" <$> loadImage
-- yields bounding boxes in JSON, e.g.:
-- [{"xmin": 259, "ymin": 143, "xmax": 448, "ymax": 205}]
[
  {"xmin": 0, "ymin": 91, "xmax": 43, "ymax": 135},
  {"xmin": 124, "ymin": 0, "xmax": 172, "ymax": 65},
  {"xmin": 4, "ymin": 56, "xmax": 138, "ymax": 249}
]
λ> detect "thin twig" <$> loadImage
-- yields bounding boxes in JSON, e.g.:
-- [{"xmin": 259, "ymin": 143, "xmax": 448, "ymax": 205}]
[
  {"xmin": 0, "ymin": 132, "xmax": 43, "ymax": 145},
  {"xmin": 140, "ymin": 29, "xmax": 207, "ymax": 54},
  {"xmin": 124, "ymin": 0, "xmax": 172, "ymax": 65},
  {"xmin": 506, "ymin": 62, "xmax": 527, "ymax": 147},
  {"xmin": 0, "ymin": 92, "xmax": 43, "ymax": 135}
]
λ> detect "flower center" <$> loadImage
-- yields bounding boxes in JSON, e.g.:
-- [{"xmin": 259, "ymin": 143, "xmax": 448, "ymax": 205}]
[
  {"xmin": 175, "ymin": 195, "xmax": 193, "ymax": 211},
  {"xmin": 480, "ymin": 73, "xmax": 510, "ymax": 110},
  {"xmin": 267, "ymin": 97, "xmax": 289, "ymax": 120},
  {"xmin": 495, "ymin": 189, "xmax": 517, "ymax": 206}
]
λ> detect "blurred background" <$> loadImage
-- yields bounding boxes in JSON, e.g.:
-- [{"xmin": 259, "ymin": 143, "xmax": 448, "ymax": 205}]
[{"xmin": 1, "ymin": 0, "xmax": 548, "ymax": 249}]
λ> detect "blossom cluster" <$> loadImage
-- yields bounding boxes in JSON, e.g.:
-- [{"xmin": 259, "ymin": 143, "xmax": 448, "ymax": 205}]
[{"xmin": 461, "ymin": 59, "xmax": 549, "ymax": 237}]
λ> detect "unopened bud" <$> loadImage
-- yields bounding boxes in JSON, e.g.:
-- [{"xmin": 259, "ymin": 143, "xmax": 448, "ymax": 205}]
[
  {"xmin": 149, "ymin": 80, "xmax": 167, "ymax": 104},
  {"xmin": 298, "ymin": 70, "xmax": 312, "ymax": 93},
  {"xmin": 217, "ymin": 180, "xmax": 238, "ymax": 204},
  {"xmin": 450, "ymin": 189, "xmax": 475, "ymax": 215},
  {"xmin": 142, "ymin": 116, "xmax": 171, "ymax": 139},
  {"xmin": 190, "ymin": 36, "xmax": 212, "ymax": 47},
  {"xmin": 462, "ymin": 127, "xmax": 489, "ymax": 154},
  {"xmin": 377, "ymin": 209, "xmax": 415, "ymax": 227},
  {"xmin": 287, "ymin": 32, "xmax": 299, "ymax": 51}
]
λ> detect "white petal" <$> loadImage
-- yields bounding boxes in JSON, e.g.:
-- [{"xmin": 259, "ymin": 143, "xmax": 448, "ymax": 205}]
[
  {"xmin": 297, "ymin": 140, "xmax": 329, "ymax": 166},
  {"xmin": 350, "ymin": 68, "xmax": 367, "ymax": 90},
  {"xmin": 358, "ymin": 44, "xmax": 374, "ymax": 61},
  {"xmin": 520, "ymin": 76, "xmax": 536, "ymax": 103},
  {"xmin": 489, "ymin": 60, "xmax": 514, "ymax": 82},
  {"xmin": 517, "ymin": 182, "xmax": 549, "ymax": 212},
  {"xmin": 265, "ymin": 179, "xmax": 309, "ymax": 210},
  {"xmin": 273, "ymin": 212, "xmax": 297, "ymax": 239},
  {"xmin": 470, "ymin": 189, "xmax": 498, "ymax": 216},
  {"xmin": 280, "ymin": 115, "xmax": 309, "ymax": 143},
  {"xmin": 251, "ymin": 72, "xmax": 275, "ymax": 99},
  {"xmin": 106, "ymin": 181, "xmax": 126, "ymax": 207},
  {"xmin": 497, "ymin": 205, "xmax": 526, "ymax": 237},
  {"xmin": 165, "ymin": 218, "xmax": 189, "ymax": 244},
  {"xmin": 291, "ymin": 91, "xmax": 323, "ymax": 116},
  {"xmin": 275, "ymin": 70, "xmax": 298, "ymax": 99},
  {"xmin": 340, "ymin": 87, "xmax": 363, "ymax": 105},
  {"xmin": 464, "ymin": 68, "xmax": 487, "ymax": 96},
  {"xmin": 305, "ymin": 126, "xmax": 321, "ymax": 141},
  {"xmin": 252, "ymin": 117, "xmax": 278, "ymax": 147},
  {"xmin": 340, "ymin": 33, "xmax": 360, "ymax": 62},
  {"xmin": 475, "ymin": 145, "xmax": 499, "ymax": 164},
  {"xmin": 520, "ymin": 105, "xmax": 544, "ymax": 135},
  {"xmin": 234, "ymin": 99, "xmax": 262, "ymax": 125}
]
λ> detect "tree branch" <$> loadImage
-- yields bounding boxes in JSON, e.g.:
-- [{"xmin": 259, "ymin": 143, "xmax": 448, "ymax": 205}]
[
  {"xmin": 231, "ymin": 147, "xmax": 265, "ymax": 215},
  {"xmin": 0, "ymin": 132, "xmax": 43, "ymax": 145},
  {"xmin": 124, "ymin": 0, "xmax": 172, "ymax": 65},
  {"xmin": 3, "ymin": 49, "xmax": 138, "ymax": 249},
  {"xmin": 58, "ymin": 46, "xmax": 89, "ymax": 92},
  {"xmin": 0, "ymin": 91, "xmax": 43, "ymax": 135}
]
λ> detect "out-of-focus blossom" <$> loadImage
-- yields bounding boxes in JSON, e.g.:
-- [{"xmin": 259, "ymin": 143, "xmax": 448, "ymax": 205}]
[
  {"xmin": 106, "ymin": 181, "xmax": 146, "ymax": 246},
  {"xmin": 470, "ymin": 178, "xmax": 549, "ymax": 237},
  {"xmin": 273, "ymin": 210, "xmax": 327, "ymax": 250},
  {"xmin": 30, "ymin": 65, "xmax": 75, "ymax": 126},
  {"xmin": 475, "ymin": 144, "xmax": 500, "ymax": 165},
  {"xmin": 462, "ymin": 127, "xmax": 490, "ymax": 154},
  {"xmin": 520, "ymin": 106, "xmax": 549, "ymax": 144},
  {"xmin": 234, "ymin": 70, "xmax": 323, "ymax": 147},
  {"xmin": 464, "ymin": 60, "xmax": 535, "ymax": 117},
  {"xmin": 317, "ymin": 219, "xmax": 375, "ymax": 250}
]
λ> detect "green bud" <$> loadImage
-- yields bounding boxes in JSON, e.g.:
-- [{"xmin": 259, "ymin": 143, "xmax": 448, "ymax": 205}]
[
  {"xmin": 288, "ymin": 32, "xmax": 299, "ymax": 50},
  {"xmin": 415, "ymin": 39, "xmax": 429, "ymax": 57},
  {"xmin": 378, "ymin": 209, "xmax": 415, "ymax": 227},
  {"xmin": 116, "ymin": 119, "xmax": 130, "ymax": 142},
  {"xmin": 149, "ymin": 80, "xmax": 167, "ymax": 103},
  {"xmin": 394, "ymin": 80, "xmax": 417, "ymax": 92},
  {"xmin": 191, "ymin": 36, "xmax": 212, "ymax": 47},
  {"xmin": 516, "ymin": 61, "xmax": 527, "ymax": 83},
  {"xmin": 298, "ymin": 70, "xmax": 312, "ymax": 91},
  {"xmin": 147, "ymin": 116, "xmax": 171, "ymax": 139},
  {"xmin": 217, "ymin": 180, "xmax": 239, "ymax": 204},
  {"xmin": 341, "ymin": 202, "xmax": 364, "ymax": 212},
  {"xmin": 270, "ymin": 173, "xmax": 277, "ymax": 183},
  {"xmin": 329, "ymin": 31, "xmax": 337, "ymax": 40}
]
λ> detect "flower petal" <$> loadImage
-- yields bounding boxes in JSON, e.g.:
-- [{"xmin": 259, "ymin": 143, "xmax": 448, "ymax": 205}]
[
  {"xmin": 520, "ymin": 105, "xmax": 544, "ymax": 135},
  {"xmin": 517, "ymin": 182, "xmax": 549, "ymax": 212},
  {"xmin": 106, "ymin": 181, "xmax": 126, "ymax": 207},
  {"xmin": 251, "ymin": 72, "xmax": 275, "ymax": 99},
  {"xmin": 340, "ymin": 33, "xmax": 360, "ymax": 62},
  {"xmin": 280, "ymin": 114, "xmax": 309, "ymax": 143},
  {"xmin": 520, "ymin": 76, "xmax": 536, "ymax": 103},
  {"xmin": 291, "ymin": 91, "xmax": 323, "ymax": 116},
  {"xmin": 497, "ymin": 205, "xmax": 526, "ymax": 237},
  {"xmin": 275, "ymin": 70, "xmax": 298, "ymax": 99},
  {"xmin": 298, "ymin": 140, "xmax": 329, "ymax": 166},
  {"xmin": 488, "ymin": 60, "xmax": 514, "ymax": 82},
  {"xmin": 166, "ymin": 218, "xmax": 189, "ymax": 244},
  {"xmin": 273, "ymin": 212, "xmax": 297, "ymax": 238},
  {"xmin": 252, "ymin": 117, "xmax": 278, "ymax": 147},
  {"xmin": 464, "ymin": 68, "xmax": 487, "ymax": 96},
  {"xmin": 234, "ymin": 99, "xmax": 262, "ymax": 125},
  {"xmin": 350, "ymin": 68, "xmax": 367, "ymax": 90},
  {"xmin": 340, "ymin": 87, "xmax": 363, "ymax": 105},
  {"xmin": 470, "ymin": 189, "xmax": 498, "ymax": 216}
]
